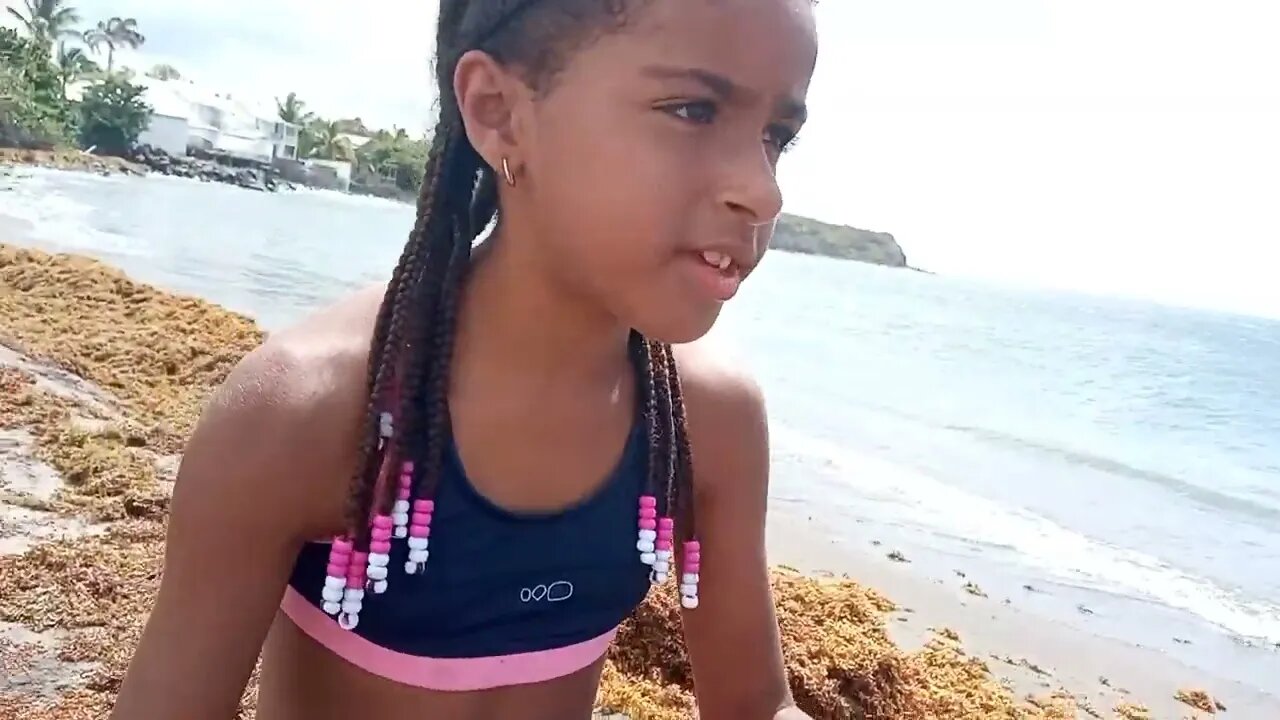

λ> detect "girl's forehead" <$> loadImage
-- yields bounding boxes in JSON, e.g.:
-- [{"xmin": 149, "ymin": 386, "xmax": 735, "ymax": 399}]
[{"xmin": 601, "ymin": 0, "xmax": 818, "ymax": 98}]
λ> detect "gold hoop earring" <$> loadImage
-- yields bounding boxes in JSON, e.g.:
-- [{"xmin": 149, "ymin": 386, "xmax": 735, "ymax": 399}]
[{"xmin": 501, "ymin": 157, "xmax": 516, "ymax": 187}]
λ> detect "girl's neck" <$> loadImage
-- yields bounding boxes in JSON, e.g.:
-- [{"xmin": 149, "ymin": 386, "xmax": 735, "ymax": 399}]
[{"xmin": 453, "ymin": 224, "xmax": 633, "ymax": 387}]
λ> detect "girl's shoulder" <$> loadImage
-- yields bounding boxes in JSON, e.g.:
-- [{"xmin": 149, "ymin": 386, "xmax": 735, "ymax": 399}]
[
  {"xmin": 671, "ymin": 339, "xmax": 769, "ymax": 491},
  {"xmin": 176, "ymin": 284, "xmax": 388, "ymax": 538}
]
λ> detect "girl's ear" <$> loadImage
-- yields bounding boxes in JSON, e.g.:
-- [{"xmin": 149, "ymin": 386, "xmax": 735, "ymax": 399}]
[{"xmin": 453, "ymin": 49, "xmax": 531, "ymax": 181}]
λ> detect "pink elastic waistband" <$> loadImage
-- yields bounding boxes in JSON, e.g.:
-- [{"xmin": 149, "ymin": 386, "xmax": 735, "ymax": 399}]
[{"xmin": 279, "ymin": 587, "xmax": 617, "ymax": 692}]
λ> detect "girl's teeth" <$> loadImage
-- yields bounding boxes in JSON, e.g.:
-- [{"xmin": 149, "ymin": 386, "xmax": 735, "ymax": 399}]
[{"xmin": 701, "ymin": 251, "xmax": 732, "ymax": 270}]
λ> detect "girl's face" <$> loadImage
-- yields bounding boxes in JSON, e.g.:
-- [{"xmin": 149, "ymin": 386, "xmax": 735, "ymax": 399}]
[{"xmin": 520, "ymin": 0, "xmax": 817, "ymax": 344}]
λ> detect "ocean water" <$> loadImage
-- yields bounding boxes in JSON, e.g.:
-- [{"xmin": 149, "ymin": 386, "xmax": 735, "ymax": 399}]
[{"xmin": 3, "ymin": 166, "xmax": 1278, "ymax": 689}]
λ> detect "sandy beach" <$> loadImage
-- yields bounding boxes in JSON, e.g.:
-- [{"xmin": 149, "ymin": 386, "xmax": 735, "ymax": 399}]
[{"xmin": 0, "ymin": 228, "xmax": 1271, "ymax": 718}]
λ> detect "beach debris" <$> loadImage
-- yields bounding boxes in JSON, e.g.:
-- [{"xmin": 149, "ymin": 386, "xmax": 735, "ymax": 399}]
[
  {"xmin": 1114, "ymin": 701, "xmax": 1152, "ymax": 719},
  {"xmin": 871, "ymin": 539, "xmax": 882, "ymax": 546},
  {"xmin": 1099, "ymin": 676, "xmax": 1111, "ymax": 687},
  {"xmin": 1023, "ymin": 584, "xmax": 1039, "ymax": 592},
  {"xmin": 930, "ymin": 627, "xmax": 961, "ymax": 643},
  {"xmin": 1076, "ymin": 604, "xmax": 1095, "ymax": 615},
  {"xmin": 1174, "ymin": 688, "xmax": 1226, "ymax": 714},
  {"xmin": 1173, "ymin": 637, "xmax": 1193, "ymax": 645},
  {"xmin": 962, "ymin": 582, "xmax": 987, "ymax": 598},
  {"xmin": 954, "ymin": 569, "xmax": 966, "ymax": 578},
  {"xmin": 886, "ymin": 549, "xmax": 909, "ymax": 563},
  {"xmin": 1017, "ymin": 658, "xmax": 1051, "ymax": 677}
]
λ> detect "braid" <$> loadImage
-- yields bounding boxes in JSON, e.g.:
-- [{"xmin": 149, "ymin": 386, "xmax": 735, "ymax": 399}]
[
  {"xmin": 648, "ymin": 342, "xmax": 677, "ymax": 521},
  {"xmin": 662, "ymin": 343, "xmax": 696, "ymax": 541}
]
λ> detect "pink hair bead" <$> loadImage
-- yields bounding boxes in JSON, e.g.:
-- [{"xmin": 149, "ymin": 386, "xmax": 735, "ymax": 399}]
[
  {"xmin": 372, "ymin": 515, "xmax": 393, "ymax": 530},
  {"xmin": 412, "ymin": 512, "xmax": 432, "ymax": 526},
  {"xmin": 638, "ymin": 507, "xmax": 657, "ymax": 520},
  {"xmin": 639, "ymin": 495, "xmax": 657, "ymax": 508},
  {"xmin": 414, "ymin": 499, "xmax": 435, "ymax": 513},
  {"xmin": 402, "ymin": 461, "xmax": 415, "ymax": 474},
  {"xmin": 331, "ymin": 538, "xmax": 354, "ymax": 555},
  {"xmin": 684, "ymin": 541, "xmax": 700, "ymax": 552},
  {"xmin": 399, "ymin": 473, "xmax": 413, "ymax": 487},
  {"xmin": 685, "ymin": 552, "xmax": 701, "ymax": 564},
  {"xmin": 371, "ymin": 527, "xmax": 392, "ymax": 542},
  {"xmin": 349, "ymin": 552, "xmax": 368, "ymax": 570},
  {"xmin": 410, "ymin": 524, "xmax": 431, "ymax": 538},
  {"xmin": 656, "ymin": 540, "xmax": 673, "ymax": 551},
  {"xmin": 370, "ymin": 540, "xmax": 392, "ymax": 555},
  {"xmin": 658, "ymin": 517, "xmax": 674, "ymax": 530},
  {"xmin": 397, "ymin": 488, "xmax": 412, "ymax": 500},
  {"xmin": 325, "ymin": 562, "xmax": 347, "ymax": 577},
  {"xmin": 685, "ymin": 561, "xmax": 701, "ymax": 574},
  {"xmin": 639, "ymin": 518, "xmax": 657, "ymax": 531},
  {"xmin": 346, "ymin": 574, "xmax": 364, "ymax": 589}
]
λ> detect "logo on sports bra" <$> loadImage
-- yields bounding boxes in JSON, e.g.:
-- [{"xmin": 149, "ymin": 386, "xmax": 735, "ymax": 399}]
[{"xmin": 520, "ymin": 580, "xmax": 574, "ymax": 603}]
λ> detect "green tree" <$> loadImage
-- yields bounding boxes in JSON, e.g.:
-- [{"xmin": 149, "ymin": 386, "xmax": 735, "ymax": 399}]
[
  {"xmin": 55, "ymin": 42, "xmax": 98, "ymax": 95},
  {"xmin": 146, "ymin": 63, "xmax": 181, "ymax": 81},
  {"xmin": 275, "ymin": 91, "xmax": 314, "ymax": 125},
  {"xmin": 5, "ymin": 0, "xmax": 81, "ymax": 45},
  {"xmin": 82, "ymin": 16, "xmax": 145, "ymax": 73},
  {"xmin": 77, "ymin": 74, "xmax": 152, "ymax": 155},
  {"xmin": 0, "ymin": 27, "xmax": 75, "ymax": 147},
  {"xmin": 305, "ymin": 119, "xmax": 354, "ymax": 162},
  {"xmin": 355, "ymin": 127, "xmax": 428, "ymax": 190}
]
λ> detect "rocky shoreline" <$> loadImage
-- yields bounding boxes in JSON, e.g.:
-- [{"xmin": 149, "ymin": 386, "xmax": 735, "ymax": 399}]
[
  {"xmin": 0, "ymin": 243, "xmax": 1114, "ymax": 719},
  {"xmin": 0, "ymin": 145, "xmax": 293, "ymax": 193}
]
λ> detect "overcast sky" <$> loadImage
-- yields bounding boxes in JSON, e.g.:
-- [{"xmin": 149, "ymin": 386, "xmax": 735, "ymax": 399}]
[{"xmin": 15, "ymin": 0, "xmax": 1280, "ymax": 318}]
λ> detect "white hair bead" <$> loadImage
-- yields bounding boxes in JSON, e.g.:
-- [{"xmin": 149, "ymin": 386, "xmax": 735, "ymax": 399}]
[
  {"xmin": 339, "ymin": 612, "xmax": 360, "ymax": 630},
  {"xmin": 343, "ymin": 588, "xmax": 365, "ymax": 602},
  {"xmin": 373, "ymin": 580, "xmax": 389, "ymax": 594},
  {"xmin": 653, "ymin": 560, "xmax": 669, "ymax": 574},
  {"xmin": 404, "ymin": 560, "xmax": 418, "ymax": 574},
  {"xmin": 369, "ymin": 553, "xmax": 390, "ymax": 568},
  {"xmin": 408, "ymin": 548, "xmax": 429, "ymax": 563},
  {"xmin": 640, "ymin": 552, "xmax": 657, "ymax": 565},
  {"xmin": 408, "ymin": 537, "xmax": 430, "ymax": 551},
  {"xmin": 324, "ymin": 576, "xmax": 346, "ymax": 590},
  {"xmin": 638, "ymin": 529, "xmax": 657, "ymax": 542},
  {"xmin": 680, "ymin": 583, "xmax": 698, "ymax": 596},
  {"xmin": 656, "ymin": 549, "xmax": 672, "ymax": 562},
  {"xmin": 322, "ymin": 601, "xmax": 342, "ymax": 615},
  {"xmin": 636, "ymin": 540, "xmax": 656, "ymax": 553},
  {"xmin": 653, "ymin": 572, "xmax": 668, "ymax": 584},
  {"xmin": 367, "ymin": 565, "xmax": 388, "ymax": 581},
  {"xmin": 681, "ymin": 595, "xmax": 700, "ymax": 610},
  {"xmin": 393, "ymin": 500, "xmax": 411, "ymax": 514},
  {"xmin": 341, "ymin": 599, "xmax": 363, "ymax": 614},
  {"xmin": 321, "ymin": 586, "xmax": 344, "ymax": 603},
  {"xmin": 394, "ymin": 526, "xmax": 408, "ymax": 539},
  {"xmin": 682, "ymin": 573, "xmax": 699, "ymax": 584}
]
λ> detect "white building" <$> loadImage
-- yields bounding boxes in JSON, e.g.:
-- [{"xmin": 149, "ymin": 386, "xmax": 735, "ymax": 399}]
[{"xmin": 134, "ymin": 78, "xmax": 299, "ymax": 164}]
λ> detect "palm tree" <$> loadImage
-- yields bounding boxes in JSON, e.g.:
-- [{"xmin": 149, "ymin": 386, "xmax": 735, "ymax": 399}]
[
  {"xmin": 54, "ymin": 42, "xmax": 98, "ymax": 95},
  {"xmin": 5, "ymin": 0, "xmax": 81, "ymax": 44},
  {"xmin": 307, "ymin": 120, "xmax": 354, "ymax": 162},
  {"xmin": 82, "ymin": 16, "xmax": 145, "ymax": 73},
  {"xmin": 275, "ymin": 92, "xmax": 314, "ymax": 126}
]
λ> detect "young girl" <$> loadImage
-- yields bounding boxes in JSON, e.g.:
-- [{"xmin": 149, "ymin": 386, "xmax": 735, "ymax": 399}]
[{"xmin": 111, "ymin": 0, "xmax": 817, "ymax": 717}]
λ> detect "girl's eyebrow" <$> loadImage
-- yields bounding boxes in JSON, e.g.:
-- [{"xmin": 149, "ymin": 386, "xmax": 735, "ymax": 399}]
[{"xmin": 641, "ymin": 64, "xmax": 807, "ymax": 122}]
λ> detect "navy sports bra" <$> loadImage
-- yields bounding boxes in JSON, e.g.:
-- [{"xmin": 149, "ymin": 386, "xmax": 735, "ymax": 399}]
[{"xmin": 281, "ymin": 420, "xmax": 653, "ymax": 691}]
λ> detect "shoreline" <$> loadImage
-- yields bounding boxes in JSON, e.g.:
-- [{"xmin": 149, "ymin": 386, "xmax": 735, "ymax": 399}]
[
  {"xmin": 0, "ymin": 241, "xmax": 1258, "ymax": 719},
  {"xmin": 0, "ymin": 212, "xmax": 1271, "ymax": 716},
  {"xmin": 766, "ymin": 511, "xmax": 1279, "ymax": 719}
]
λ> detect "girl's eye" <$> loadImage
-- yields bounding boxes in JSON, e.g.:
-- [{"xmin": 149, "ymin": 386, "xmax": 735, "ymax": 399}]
[
  {"xmin": 765, "ymin": 124, "xmax": 800, "ymax": 154},
  {"xmin": 664, "ymin": 101, "xmax": 718, "ymax": 124}
]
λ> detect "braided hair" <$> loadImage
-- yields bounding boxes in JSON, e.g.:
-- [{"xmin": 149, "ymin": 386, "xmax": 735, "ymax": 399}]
[{"xmin": 323, "ymin": 0, "xmax": 700, "ymax": 627}]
